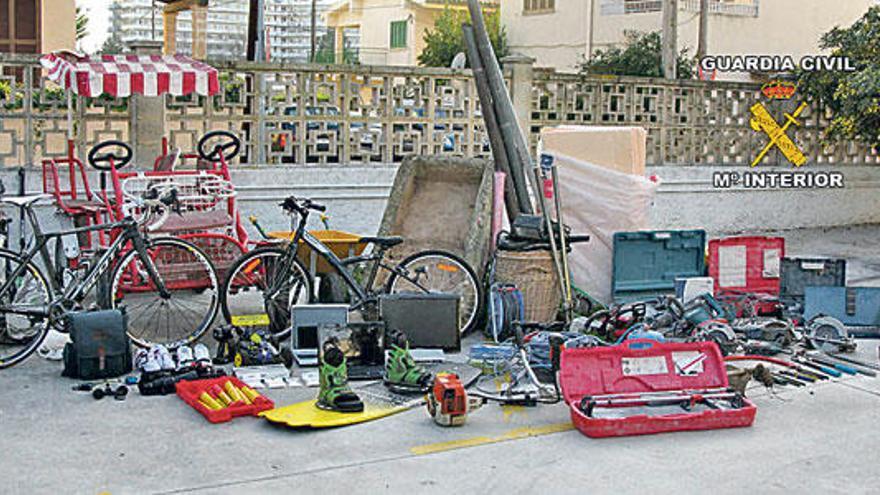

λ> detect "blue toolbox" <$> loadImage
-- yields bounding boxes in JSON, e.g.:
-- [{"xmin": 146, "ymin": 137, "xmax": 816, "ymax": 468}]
[
  {"xmin": 780, "ymin": 258, "xmax": 846, "ymax": 303},
  {"xmin": 804, "ymin": 287, "xmax": 880, "ymax": 327},
  {"xmin": 612, "ymin": 230, "xmax": 707, "ymax": 302}
]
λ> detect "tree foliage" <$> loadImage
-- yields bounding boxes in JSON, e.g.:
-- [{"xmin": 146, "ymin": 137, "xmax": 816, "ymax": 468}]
[
  {"xmin": 100, "ymin": 35, "xmax": 127, "ymax": 55},
  {"xmin": 418, "ymin": 7, "xmax": 508, "ymax": 68},
  {"xmin": 579, "ymin": 31, "xmax": 693, "ymax": 79},
  {"xmin": 76, "ymin": 7, "xmax": 89, "ymax": 42},
  {"xmin": 798, "ymin": 6, "xmax": 880, "ymax": 148}
]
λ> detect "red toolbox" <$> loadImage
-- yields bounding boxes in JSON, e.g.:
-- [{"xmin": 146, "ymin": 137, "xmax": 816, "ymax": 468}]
[
  {"xmin": 176, "ymin": 377, "xmax": 274, "ymax": 424},
  {"xmin": 559, "ymin": 340, "xmax": 756, "ymax": 438},
  {"xmin": 708, "ymin": 236, "xmax": 784, "ymax": 315}
]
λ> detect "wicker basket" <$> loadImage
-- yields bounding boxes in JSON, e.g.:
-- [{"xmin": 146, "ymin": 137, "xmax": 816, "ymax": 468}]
[{"xmin": 495, "ymin": 249, "xmax": 560, "ymax": 322}]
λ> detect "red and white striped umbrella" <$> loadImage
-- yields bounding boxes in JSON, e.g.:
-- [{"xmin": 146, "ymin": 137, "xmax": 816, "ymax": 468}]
[{"xmin": 40, "ymin": 51, "xmax": 220, "ymax": 98}]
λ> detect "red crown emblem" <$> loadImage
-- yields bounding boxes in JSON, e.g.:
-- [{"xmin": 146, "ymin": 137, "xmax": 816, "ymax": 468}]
[{"xmin": 761, "ymin": 81, "xmax": 797, "ymax": 100}]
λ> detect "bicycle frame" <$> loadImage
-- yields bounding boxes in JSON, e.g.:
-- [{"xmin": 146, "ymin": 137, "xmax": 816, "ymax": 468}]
[
  {"xmin": 269, "ymin": 211, "xmax": 429, "ymax": 308},
  {"xmin": 0, "ymin": 203, "xmax": 168, "ymax": 318},
  {"xmin": 276, "ymin": 227, "xmax": 369, "ymax": 302}
]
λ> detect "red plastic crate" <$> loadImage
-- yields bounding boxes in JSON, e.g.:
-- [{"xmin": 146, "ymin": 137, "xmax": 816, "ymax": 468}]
[
  {"xmin": 708, "ymin": 236, "xmax": 784, "ymax": 315},
  {"xmin": 559, "ymin": 340, "xmax": 756, "ymax": 438},
  {"xmin": 176, "ymin": 377, "xmax": 274, "ymax": 424}
]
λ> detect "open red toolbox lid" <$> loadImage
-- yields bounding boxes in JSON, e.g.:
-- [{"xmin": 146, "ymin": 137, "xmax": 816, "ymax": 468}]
[
  {"xmin": 559, "ymin": 340, "xmax": 756, "ymax": 438},
  {"xmin": 559, "ymin": 340, "xmax": 729, "ymax": 404}
]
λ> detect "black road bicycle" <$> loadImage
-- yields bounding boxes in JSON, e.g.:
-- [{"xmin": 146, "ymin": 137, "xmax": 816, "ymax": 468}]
[
  {"xmin": 221, "ymin": 196, "xmax": 483, "ymax": 336},
  {"xmin": 0, "ymin": 184, "xmax": 220, "ymax": 370}
]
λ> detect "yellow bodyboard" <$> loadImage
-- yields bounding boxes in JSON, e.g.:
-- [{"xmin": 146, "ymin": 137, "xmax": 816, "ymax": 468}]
[{"xmin": 260, "ymin": 400, "xmax": 408, "ymax": 429}]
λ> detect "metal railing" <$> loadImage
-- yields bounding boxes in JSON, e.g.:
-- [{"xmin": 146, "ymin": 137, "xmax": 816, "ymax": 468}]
[{"xmin": 602, "ymin": 0, "xmax": 759, "ymax": 17}]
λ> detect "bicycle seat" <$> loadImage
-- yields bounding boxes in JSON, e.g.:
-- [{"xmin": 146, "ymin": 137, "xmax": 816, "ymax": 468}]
[
  {"xmin": 360, "ymin": 236, "xmax": 404, "ymax": 248},
  {"xmin": 0, "ymin": 194, "xmax": 52, "ymax": 207}
]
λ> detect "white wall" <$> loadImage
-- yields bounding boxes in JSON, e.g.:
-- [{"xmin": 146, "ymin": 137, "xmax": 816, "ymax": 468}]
[
  {"xmin": 647, "ymin": 165, "xmax": 880, "ymax": 233},
  {"xmin": 4, "ymin": 163, "xmax": 879, "ymax": 250},
  {"xmin": 502, "ymin": 0, "xmax": 592, "ymax": 71}
]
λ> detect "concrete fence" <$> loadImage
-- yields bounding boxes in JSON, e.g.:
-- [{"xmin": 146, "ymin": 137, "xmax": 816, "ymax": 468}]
[
  {"xmin": 1, "ymin": 52, "xmax": 879, "ymax": 234},
  {"xmin": 3, "ymin": 52, "xmax": 878, "ymax": 168}
]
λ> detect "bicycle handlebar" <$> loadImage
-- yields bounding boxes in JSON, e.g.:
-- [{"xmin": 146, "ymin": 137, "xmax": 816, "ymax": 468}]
[
  {"xmin": 280, "ymin": 196, "xmax": 326, "ymax": 216},
  {"xmin": 122, "ymin": 185, "xmax": 182, "ymax": 232}
]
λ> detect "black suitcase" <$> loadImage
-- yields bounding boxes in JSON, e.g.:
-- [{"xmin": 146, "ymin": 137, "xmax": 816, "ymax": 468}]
[{"xmin": 62, "ymin": 309, "xmax": 132, "ymax": 379}]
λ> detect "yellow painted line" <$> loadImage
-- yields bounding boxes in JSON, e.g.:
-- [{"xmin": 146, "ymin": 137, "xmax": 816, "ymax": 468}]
[{"xmin": 410, "ymin": 422, "xmax": 574, "ymax": 456}]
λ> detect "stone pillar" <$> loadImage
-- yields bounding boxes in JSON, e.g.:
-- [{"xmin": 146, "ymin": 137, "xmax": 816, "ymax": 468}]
[
  {"xmin": 501, "ymin": 54, "xmax": 535, "ymax": 144},
  {"xmin": 191, "ymin": 4, "xmax": 209, "ymax": 60},
  {"xmin": 334, "ymin": 28, "xmax": 344, "ymax": 64},
  {"xmin": 128, "ymin": 41, "xmax": 166, "ymax": 167},
  {"xmin": 162, "ymin": 11, "xmax": 178, "ymax": 55}
]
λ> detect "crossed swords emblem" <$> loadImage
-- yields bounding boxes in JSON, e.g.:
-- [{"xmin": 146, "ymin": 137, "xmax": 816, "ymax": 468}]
[{"xmin": 749, "ymin": 101, "xmax": 809, "ymax": 167}]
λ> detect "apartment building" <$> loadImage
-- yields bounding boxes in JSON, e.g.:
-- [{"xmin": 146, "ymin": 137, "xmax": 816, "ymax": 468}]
[
  {"xmin": 108, "ymin": 0, "xmax": 333, "ymax": 62},
  {"xmin": 1, "ymin": 0, "xmax": 76, "ymax": 54},
  {"xmin": 109, "ymin": 0, "xmax": 246, "ymax": 59},
  {"xmin": 324, "ymin": 0, "xmax": 497, "ymax": 66}
]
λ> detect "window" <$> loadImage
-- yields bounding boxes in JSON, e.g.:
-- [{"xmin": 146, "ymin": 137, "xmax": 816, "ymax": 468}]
[
  {"xmin": 0, "ymin": 0, "xmax": 41, "ymax": 54},
  {"xmin": 524, "ymin": 0, "xmax": 555, "ymax": 14},
  {"xmin": 390, "ymin": 20, "xmax": 407, "ymax": 49}
]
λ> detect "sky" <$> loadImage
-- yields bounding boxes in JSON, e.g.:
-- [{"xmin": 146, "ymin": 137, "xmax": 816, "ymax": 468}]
[{"xmin": 77, "ymin": 0, "xmax": 111, "ymax": 53}]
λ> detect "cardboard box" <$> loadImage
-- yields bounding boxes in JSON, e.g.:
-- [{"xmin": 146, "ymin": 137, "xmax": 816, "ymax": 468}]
[{"xmin": 540, "ymin": 126, "xmax": 647, "ymax": 176}]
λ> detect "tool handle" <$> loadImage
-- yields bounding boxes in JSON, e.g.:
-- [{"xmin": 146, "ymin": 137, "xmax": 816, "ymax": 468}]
[
  {"xmin": 811, "ymin": 364, "xmax": 840, "ymax": 378},
  {"xmin": 795, "ymin": 358, "xmax": 842, "ymax": 378},
  {"xmin": 832, "ymin": 363, "xmax": 858, "ymax": 375},
  {"xmin": 249, "ymin": 215, "xmax": 271, "ymax": 240}
]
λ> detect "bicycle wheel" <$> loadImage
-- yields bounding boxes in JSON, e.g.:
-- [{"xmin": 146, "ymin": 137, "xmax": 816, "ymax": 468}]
[
  {"xmin": 220, "ymin": 246, "xmax": 313, "ymax": 338},
  {"xmin": 0, "ymin": 249, "xmax": 52, "ymax": 369},
  {"xmin": 386, "ymin": 250, "xmax": 482, "ymax": 335},
  {"xmin": 107, "ymin": 237, "xmax": 219, "ymax": 348}
]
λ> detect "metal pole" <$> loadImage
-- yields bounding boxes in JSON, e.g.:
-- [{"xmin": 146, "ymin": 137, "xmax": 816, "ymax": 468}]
[
  {"xmin": 255, "ymin": 0, "xmax": 266, "ymax": 62},
  {"xmin": 67, "ymin": 91, "xmax": 73, "ymax": 140},
  {"xmin": 310, "ymin": 0, "xmax": 318, "ymax": 62},
  {"xmin": 247, "ymin": 0, "xmax": 259, "ymax": 61},
  {"xmin": 587, "ymin": 0, "xmax": 595, "ymax": 61},
  {"xmin": 463, "ymin": 24, "xmax": 519, "ymax": 223},
  {"xmin": 662, "ymin": 0, "xmax": 678, "ymax": 79},
  {"xmin": 532, "ymin": 162, "xmax": 568, "ymax": 307},
  {"xmin": 466, "ymin": 0, "xmax": 534, "ymax": 215},
  {"xmin": 549, "ymin": 158, "xmax": 572, "ymax": 321},
  {"xmin": 152, "ymin": 0, "xmax": 156, "ymax": 41},
  {"xmin": 697, "ymin": 0, "xmax": 709, "ymax": 60}
]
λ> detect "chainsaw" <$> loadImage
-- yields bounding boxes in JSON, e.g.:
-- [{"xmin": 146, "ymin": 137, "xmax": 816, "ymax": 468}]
[{"xmin": 425, "ymin": 373, "xmax": 484, "ymax": 426}]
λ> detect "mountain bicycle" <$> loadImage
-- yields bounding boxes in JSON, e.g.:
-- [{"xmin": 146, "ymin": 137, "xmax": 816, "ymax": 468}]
[
  {"xmin": 221, "ymin": 196, "xmax": 483, "ymax": 337},
  {"xmin": 0, "ymin": 184, "xmax": 220, "ymax": 370}
]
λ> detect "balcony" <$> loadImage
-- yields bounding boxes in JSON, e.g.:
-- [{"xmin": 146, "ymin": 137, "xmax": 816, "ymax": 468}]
[
  {"xmin": 421, "ymin": 0, "xmax": 498, "ymax": 5},
  {"xmin": 601, "ymin": 0, "xmax": 758, "ymax": 17}
]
